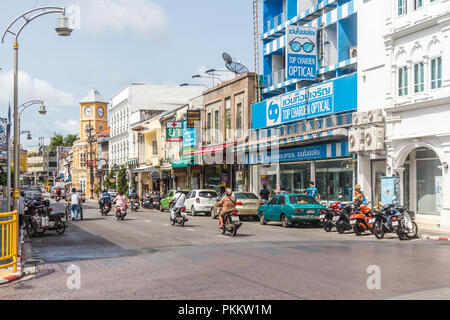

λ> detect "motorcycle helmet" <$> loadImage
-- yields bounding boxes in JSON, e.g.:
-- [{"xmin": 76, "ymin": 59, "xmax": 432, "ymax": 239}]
[{"xmin": 177, "ymin": 187, "xmax": 182, "ymax": 192}]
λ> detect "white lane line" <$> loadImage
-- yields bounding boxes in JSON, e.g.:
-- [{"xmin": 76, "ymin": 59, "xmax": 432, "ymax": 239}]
[
  {"xmin": 217, "ymin": 235, "xmax": 229, "ymax": 239},
  {"xmin": 185, "ymin": 228, "xmax": 196, "ymax": 232}
]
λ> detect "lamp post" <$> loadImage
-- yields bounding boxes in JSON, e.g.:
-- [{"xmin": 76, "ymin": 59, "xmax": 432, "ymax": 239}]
[
  {"xmin": 192, "ymin": 73, "xmax": 221, "ymax": 88},
  {"xmin": 85, "ymin": 122, "xmax": 96, "ymax": 199},
  {"xmin": 2, "ymin": 6, "xmax": 72, "ymax": 211}
]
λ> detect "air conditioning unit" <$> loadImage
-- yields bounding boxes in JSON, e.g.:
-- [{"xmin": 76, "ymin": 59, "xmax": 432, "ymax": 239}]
[
  {"xmin": 352, "ymin": 112, "xmax": 366, "ymax": 127},
  {"xmin": 350, "ymin": 46, "xmax": 357, "ymax": 59},
  {"xmin": 348, "ymin": 129, "xmax": 364, "ymax": 153},
  {"xmin": 364, "ymin": 127, "xmax": 385, "ymax": 151},
  {"xmin": 365, "ymin": 109, "xmax": 384, "ymax": 124}
]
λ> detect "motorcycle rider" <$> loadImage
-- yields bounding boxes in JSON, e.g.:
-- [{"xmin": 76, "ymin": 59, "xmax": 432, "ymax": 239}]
[
  {"xmin": 216, "ymin": 188, "xmax": 237, "ymax": 229},
  {"xmin": 129, "ymin": 188, "xmax": 139, "ymax": 208},
  {"xmin": 353, "ymin": 184, "xmax": 367, "ymax": 207},
  {"xmin": 169, "ymin": 187, "xmax": 186, "ymax": 221},
  {"xmin": 55, "ymin": 186, "xmax": 62, "ymax": 200},
  {"xmin": 114, "ymin": 191, "xmax": 128, "ymax": 216},
  {"xmin": 99, "ymin": 189, "xmax": 112, "ymax": 211}
]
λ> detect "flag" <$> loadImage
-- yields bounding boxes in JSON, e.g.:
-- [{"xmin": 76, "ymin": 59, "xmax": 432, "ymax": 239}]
[{"xmin": 8, "ymin": 102, "xmax": 11, "ymax": 124}]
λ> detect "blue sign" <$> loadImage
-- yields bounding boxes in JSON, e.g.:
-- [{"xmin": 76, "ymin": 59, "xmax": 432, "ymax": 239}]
[
  {"xmin": 252, "ymin": 73, "xmax": 357, "ymax": 130},
  {"xmin": 286, "ymin": 26, "xmax": 318, "ymax": 81},
  {"xmin": 182, "ymin": 120, "xmax": 196, "ymax": 147},
  {"xmin": 381, "ymin": 177, "xmax": 395, "ymax": 206},
  {"xmin": 243, "ymin": 141, "xmax": 349, "ymax": 165}
]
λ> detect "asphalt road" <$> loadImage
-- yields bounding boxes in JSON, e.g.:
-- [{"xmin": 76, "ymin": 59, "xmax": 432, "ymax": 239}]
[{"xmin": 2, "ymin": 196, "xmax": 450, "ymax": 300}]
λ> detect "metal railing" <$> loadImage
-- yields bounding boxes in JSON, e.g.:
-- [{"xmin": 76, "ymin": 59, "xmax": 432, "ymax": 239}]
[
  {"xmin": 0, "ymin": 211, "xmax": 18, "ymax": 272},
  {"xmin": 264, "ymin": 69, "xmax": 286, "ymax": 87},
  {"xmin": 264, "ymin": 11, "xmax": 287, "ymax": 33}
]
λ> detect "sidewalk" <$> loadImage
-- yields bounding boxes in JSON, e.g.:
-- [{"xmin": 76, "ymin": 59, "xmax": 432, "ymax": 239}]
[{"xmin": 420, "ymin": 229, "xmax": 450, "ymax": 241}]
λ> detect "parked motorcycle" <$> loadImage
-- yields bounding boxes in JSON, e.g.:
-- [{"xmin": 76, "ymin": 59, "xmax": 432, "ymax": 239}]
[
  {"xmin": 320, "ymin": 201, "xmax": 344, "ymax": 232},
  {"xmin": 349, "ymin": 203, "xmax": 375, "ymax": 235},
  {"xmin": 141, "ymin": 197, "xmax": 153, "ymax": 209},
  {"xmin": 372, "ymin": 204, "xmax": 401, "ymax": 239},
  {"xmin": 332, "ymin": 202, "xmax": 354, "ymax": 234},
  {"xmin": 55, "ymin": 195, "xmax": 61, "ymax": 202},
  {"xmin": 24, "ymin": 201, "xmax": 66, "ymax": 236},
  {"xmin": 396, "ymin": 208, "xmax": 418, "ymax": 240},
  {"xmin": 170, "ymin": 206, "xmax": 188, "ymax": 227},
  {"xmin": 220, "ymin": 210, "xmax": 242, "ymax": 237}
]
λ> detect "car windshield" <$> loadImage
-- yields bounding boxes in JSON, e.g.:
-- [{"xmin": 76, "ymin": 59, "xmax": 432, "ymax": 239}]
[
  {"xmin": 199, "ymin": 191, "xmax": 218, "ymax": 198},
  {"xmin": 234, "ymin": 193, "xmax": 259, "ymax": 200},
  {"xmin": 289, "ymin": 195, "xmax": 319, "ymax": 205}
]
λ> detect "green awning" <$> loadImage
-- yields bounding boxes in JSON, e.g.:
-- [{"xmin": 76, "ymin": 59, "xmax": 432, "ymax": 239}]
[
  {"xmin": 172, "ymin": 156, "xmax": 200, "ymax": 168},
  {"xmin": 172, "ymin": 160, "xmax": 189, "ymax": 168}
]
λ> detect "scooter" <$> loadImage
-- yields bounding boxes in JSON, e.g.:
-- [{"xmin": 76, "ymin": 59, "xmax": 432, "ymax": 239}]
[
  {"xmin": 170, "ymin": 206, "xmax": 188, "ymax": 227},
  {"xmin": 101, "ymin": 201, "xmax": 112, "ymax": 216},
  {"xmin": 116, "ymin": 207, "xmax": 127, "ymax": 221},
  {"xmin": 220, "ymin": 210, "xmax": 242, "ymax": 237},
  {"xmin": 130, "ymin": 199, "xmax": 140, "ymax": 212},
  {"xmin": 349, "ymin": 203, "xmax": 374, "ymax": 236}
]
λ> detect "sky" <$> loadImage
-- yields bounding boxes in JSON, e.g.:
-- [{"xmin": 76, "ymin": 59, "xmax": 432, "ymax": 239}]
[{"xmin": 0, "ymin": 0, "xmax": 258, "ymax": 148}]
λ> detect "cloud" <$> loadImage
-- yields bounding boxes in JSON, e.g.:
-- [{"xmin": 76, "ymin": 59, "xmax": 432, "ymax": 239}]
[
  {"xmin": 76, "ymin": 0, "xmax": 170, "ymax": 40},
  {"xmin": 0, "ymin": 70, "xmax": 79, "ymax": 147}
]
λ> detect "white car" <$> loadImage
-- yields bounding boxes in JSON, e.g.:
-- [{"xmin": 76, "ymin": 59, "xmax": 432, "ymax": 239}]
[{"xmin": 185, "ymin": 189, "xmax": 218, "ymax": 216}]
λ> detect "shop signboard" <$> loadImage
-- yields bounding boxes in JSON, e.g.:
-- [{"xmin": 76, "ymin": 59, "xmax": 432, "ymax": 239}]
[
  {"xmin": 187, "ymin": 110, "xmax": 201, "ymax": 129},
  {"xmin": 286, "ymin": 25, "xmax": 318, "ymax": 81},
  {"xmin": 183, "ymin": 120, "xmax": 196, "ymax": 147},
  {"xmin": 166, "ymin": 121, "xmax": 183, "ymax": 142},
  {"xmin": 0, "ymin": 118, "xmax": 7, "ymax": 150},
  {"xmin": 380, "ymin": 177, "xmax": 397, "ymax": 206},
  {"xmin": 251, "ymin": 73, "xmax": 357, "ymax": 130}
]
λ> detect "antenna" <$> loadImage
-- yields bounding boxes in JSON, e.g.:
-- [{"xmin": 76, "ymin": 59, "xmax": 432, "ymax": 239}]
[{"xmin": 222, "ymin": 52, "xmax": 249, "ymax": 75}]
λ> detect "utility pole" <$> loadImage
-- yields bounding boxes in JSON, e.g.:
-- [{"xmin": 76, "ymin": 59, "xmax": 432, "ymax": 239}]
[{"xmin": 85, "ymin": 121, "xmax": 95, "ymax": 199}]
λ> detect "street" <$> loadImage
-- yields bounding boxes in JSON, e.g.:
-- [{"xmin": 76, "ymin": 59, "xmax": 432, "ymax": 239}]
[{"xmin": 1, "ymin": 198, "xmax": 450, "ymax": 300}]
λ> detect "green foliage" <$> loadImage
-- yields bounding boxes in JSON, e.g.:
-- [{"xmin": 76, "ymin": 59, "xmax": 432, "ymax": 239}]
[
  {"xmin": 0, "ymin": 167, "xmax": 14, "ymax": 187},
  {"xmin": 103, "ymin": 168, "xmax": 116, "ymax": 190},
  {"xmin": 49, "ymin": 133, "xmax": 79, "ymax": 150},
  {"xmin": 117, "ymin": 166, "xmax": 128, "ymax": 195}
]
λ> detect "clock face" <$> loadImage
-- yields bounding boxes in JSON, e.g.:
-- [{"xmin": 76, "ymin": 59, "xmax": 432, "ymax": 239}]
[
  {"xmin": 84, "ymin": 107, "xmax": 92, "ymax": 117},
  {"xmin": 97, "ymin": 106, "xmax": 105, "ymax": 117}
]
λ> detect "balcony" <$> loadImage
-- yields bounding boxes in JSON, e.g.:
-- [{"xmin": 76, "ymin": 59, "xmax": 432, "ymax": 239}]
[
  {"xmin": 264, "ymin": 69, "xmax": 285, "ymax": 88},
  {"xmin": 264, "ymin": 11, "xmax": 287, "ymax": 34}
]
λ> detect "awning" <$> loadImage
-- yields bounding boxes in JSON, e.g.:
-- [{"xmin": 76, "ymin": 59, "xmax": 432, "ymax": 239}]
[
  {"xmin": 172, "ymin": 157, "xmax": 200, "ymax": 168},
  {"xmin": 133, "ymin": 165, "xmax": 155, "ymax": 173},
  {"xmin": 193, "ymin": 142, "xmax": 236, "ymax": 155}
]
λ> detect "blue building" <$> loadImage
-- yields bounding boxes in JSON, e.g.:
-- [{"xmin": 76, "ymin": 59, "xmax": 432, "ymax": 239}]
[{"xmin": 242, "ymin": 0, "xmax": 358, "ymax": 204}]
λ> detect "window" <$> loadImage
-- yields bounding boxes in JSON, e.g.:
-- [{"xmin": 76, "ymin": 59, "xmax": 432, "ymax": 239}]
[
  {"xmin": 207, "ymin": 112, "xmax": 212, "ymax": 142},
  {"xmin": 268, "ymin": 196, "xmax": 279, "ymax": 205},
  {"xmin": 214, "ymin": 110, "xmax": 220, "ymax": 141},
  {"xmin": 152, "ymin": 140, "xmax": 158, "ymax": 156},
  {"xmin": 398, "ymin": 0, "xmax": 407, "ymax": 16},
  {"xmin": 414, "ymin": 62, "xmax": 424, "ymax": 93},
  {"xmin": 277, "ymin": 195, "xmax": 286, "ymax": 205},
  {"xmin": 236, "ymin": 103, "xmax": 243, "ymax": 139},
  {"xmin": 398, "ymin": 66, "xmax": 408, "ymax": 96},
  {"xmin": 414, "ymin": 0, "xmax": 423, "ymax": 9},
  {"xmin": 431, "ymin": 57, "xmax": 442, "ymax": 89},
  {"xmin": 225, "ymin": 98, "xmax": 231, "ymax": 141}
]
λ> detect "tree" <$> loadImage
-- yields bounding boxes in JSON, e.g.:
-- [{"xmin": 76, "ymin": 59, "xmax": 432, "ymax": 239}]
[
  {"xmin": 103, "ymin": 168, "xmax": 116, "ymax": 190},
  {"xmin": 117, "ymin": 166, "xmax": 128, "ymax": 195},
  {"xmin": 63, "ymin": 134, "xmax": 78, "ymax": 146},
  {"xmin": 49, "ymin": 133, "xmax": 79, "ymax": 151}
]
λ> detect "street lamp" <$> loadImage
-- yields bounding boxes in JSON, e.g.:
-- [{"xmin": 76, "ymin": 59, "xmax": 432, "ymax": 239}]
[
  {"xmin": 2, "ymin": 6, "xmax": 72, "ymax": 211},
  {"xmin": 180, "ymin": 83, "xmax": 209, "ymax": 89}
]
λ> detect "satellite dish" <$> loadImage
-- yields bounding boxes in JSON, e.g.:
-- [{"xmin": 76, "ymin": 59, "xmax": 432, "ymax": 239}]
[
  {"xmin": 226, "ymin": 61, "xmax": 249, "ymax": 75},
  {"xmin": 222, "ymin": 52, "xmax": 233, "ymax": 64}
]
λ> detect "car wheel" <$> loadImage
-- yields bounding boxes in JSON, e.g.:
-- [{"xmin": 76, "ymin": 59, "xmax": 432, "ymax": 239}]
[
  {"xmin": 211, "ymin": 208, "xmax": 217, "ymax": 219},
  {"xmin": 281, "ymin": 214, "xmax": 290, "ymax": 228},
  {"xmin": 259, "ymin": 213, "xmax": 267, "ymax": 225},
  {"xmin": 191, "ymin": 206, "xmax": 197, "ymax": 216}
]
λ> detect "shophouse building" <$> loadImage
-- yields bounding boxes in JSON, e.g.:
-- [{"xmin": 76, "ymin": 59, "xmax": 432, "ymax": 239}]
[{"xmin": 247, "ymin": 0, "xmax": 358, "ymax": 205}]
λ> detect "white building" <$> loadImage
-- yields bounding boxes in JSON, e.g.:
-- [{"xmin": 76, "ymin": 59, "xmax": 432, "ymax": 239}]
[
  {"xmin": 356, "ymin": 0, "xmax": 450, "ymax": 231},
  {"xmin": 108, "ymin": 84, "xmax": 205, "ymax": 184}
]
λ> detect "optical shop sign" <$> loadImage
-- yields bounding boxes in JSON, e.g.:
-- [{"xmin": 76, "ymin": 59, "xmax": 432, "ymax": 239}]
[
  {"xmin": 266, "ymin": 80, "xmax": 333, "ymax": 127},
  {"xmin": 286, "ymin": 26, "xmax": 318, "ymax": 80}
]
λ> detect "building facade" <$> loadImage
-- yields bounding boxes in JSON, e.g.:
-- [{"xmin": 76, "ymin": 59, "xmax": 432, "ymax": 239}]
[
  {"xmin": 26, "ymin": 146, "xmax": 57, "ymax": 184},
  {"xmin": 248, "ymin": 0, "xmax": 358, "ymax": 205}
]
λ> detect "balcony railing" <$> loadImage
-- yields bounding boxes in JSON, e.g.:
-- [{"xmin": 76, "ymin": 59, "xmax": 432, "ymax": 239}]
[
  {"xmin": 264, "ymin": 69, "xmax": 285, "ymax": 87},
  {"xmin": 264, "ymin": 11, "xmax": 287, "ymax": 33}
]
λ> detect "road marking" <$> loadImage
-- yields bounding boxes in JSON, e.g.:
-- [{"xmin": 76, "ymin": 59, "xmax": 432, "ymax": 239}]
[
  {"xmin": 217, "ymin": 235, "xmax": 229, "ymax": 239},
  {"xmin": 185, "ymin": 228, "xmax": 196, "ymax": 232}
]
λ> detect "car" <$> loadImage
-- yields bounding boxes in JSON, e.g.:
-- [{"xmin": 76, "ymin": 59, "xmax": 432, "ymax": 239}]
[
  {"xmin": 257, "ymin": 194, "xmax": 326, "ymax": 228},
  {"xmin": 23, "ymin": 190, "xmax": 45, "ymax": 203},
  {"xmin": 185, "ymin": 189, "xmax": 218, "ymax": 216},
  {"xmin": 212, "ymin": 192, "xmax": 262, "ymax": 219},
  {"xmin": 159, "ymin": 189, "xmax": 189, "ymax": 212},
  {"xmin": 107, "ymin": 189, "xmax": 118, "ymax": 199}
]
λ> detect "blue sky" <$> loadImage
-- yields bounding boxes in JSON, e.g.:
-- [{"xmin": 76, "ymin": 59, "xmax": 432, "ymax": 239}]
[{"xmin": 0, "ymin": 0, "xmax": 257, "ymax": 147}]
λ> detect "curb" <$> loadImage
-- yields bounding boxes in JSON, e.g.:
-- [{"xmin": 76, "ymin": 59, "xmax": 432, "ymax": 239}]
[{"xmin": 420, "ymin": 234, "xmax": 450, "ymax": 241}]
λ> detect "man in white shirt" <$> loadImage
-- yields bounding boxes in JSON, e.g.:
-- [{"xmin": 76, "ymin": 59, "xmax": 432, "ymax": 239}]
[
  {"xmin": 70, "ymin": 188, "xmax": 81, "ymax": 221},
  {"xmin": 170, "ymin": 187, "xmax": 186, "ymax": 221}
]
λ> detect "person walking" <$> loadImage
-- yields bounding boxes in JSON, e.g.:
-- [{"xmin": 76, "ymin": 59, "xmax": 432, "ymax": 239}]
[{"xmin": 70, "ymin": 188, "xmax": 81, "ymax": 221}]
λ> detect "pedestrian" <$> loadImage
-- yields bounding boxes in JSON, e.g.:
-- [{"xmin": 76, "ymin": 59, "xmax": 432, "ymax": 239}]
[
  {"xmin": 305, "ymin": 181, "xmax": 320, "ymax": 201},
  {"xmin": 274, "ymin": 184, "xmax": 281, "ymax": 195},
  {"xmin": 19, "ymin": 191, "xmax": 25, "ymax": 228},
  {"xmin": 259, "ymin": 184, "xmax": 270, "ymax": 202},
  {"xmin": 280, "ymin": 187, "xmax": 288, "ymax": 194},
  {"xmin": 353, "ymin": 184, "xmax": 366, "ymax": 206},
  {"xmin": 70, "ymin": 188, "xmax": 81, "ymax": 221}
]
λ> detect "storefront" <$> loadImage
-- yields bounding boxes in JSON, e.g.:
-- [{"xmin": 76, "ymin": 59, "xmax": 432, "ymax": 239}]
[{"xmin": 248, "ymin": 141, "xmax": 353, "ymax": 205}]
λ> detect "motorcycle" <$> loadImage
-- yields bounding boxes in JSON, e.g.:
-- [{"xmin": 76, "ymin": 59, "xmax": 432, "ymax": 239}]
[
  {"xmin": 170, "ymin": 206, "xmax": 188, "ymax": 227},
  {"xmin": 55, "ymin": 195, "xmax": 61, "ymax": 202},
  {"xmin": 396, "ymin": 208, "xmax": 418, "ymax": 240},
  {"xmin": 141, "ymin": 197, "xmax": 153, "ymax": 209},
  {"xmin": 130, "ymin": 199, "xmax": 140, "ymax": 212},
  {"xmin": 220, "ymin": 210, "xmax": 242, "ymax": 237},
  {"xmin": 349, "ymin": 203, "xmax": 375, "ymax": 235},
  {"xmin": 100, "ymin": 201, "xmax": 112, "ymax": 216},
  {"xmin": 24, "ymin": 201, "xmax": 66, "ymax": 237},
  {"xmin": 328, "ymin": 202, "xmax": 354, "ymax": 234},
  {"xmin": 116, "ymin": 207, "xmax": 127, "ymax": 221},
  {"xmin": 372, "ymin": 204, "xmax": 401, "ymax": 239},
  {"xmin": 320, "ymin": 201, "xmax": 344, "ymax": 232}
]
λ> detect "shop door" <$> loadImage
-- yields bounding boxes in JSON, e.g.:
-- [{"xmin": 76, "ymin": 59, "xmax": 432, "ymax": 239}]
[{"xmin": 371, "ymin": 160, "xmax": 386, "ymax": 207}]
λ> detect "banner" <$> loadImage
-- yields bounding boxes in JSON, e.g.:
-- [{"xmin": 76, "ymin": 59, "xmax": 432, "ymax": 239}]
[
  {"xmin": 286, "ymin": 25, "xmax": 318, "ymax": 81},
  {"xmin": 0, "ymin": 118, "xmax": 7, "ymax": 150}
]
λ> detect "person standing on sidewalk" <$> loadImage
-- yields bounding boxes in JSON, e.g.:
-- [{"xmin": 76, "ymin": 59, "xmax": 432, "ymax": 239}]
[
  {"xmin": 305, "ymin": 181, "xmax": 320, "ymax": 201},
  {"xmin": 70, "ymin": 188, "xmax": 81, "ymax": 221},
  {"xmin": 259, "ymin": 184, "xmax": 270, "ymax": 203}
]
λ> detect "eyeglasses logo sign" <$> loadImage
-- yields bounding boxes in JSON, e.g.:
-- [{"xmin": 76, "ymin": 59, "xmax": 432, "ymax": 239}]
[
  {"xmin": 289, "ymin": 37, "xmax": 315, "ymax": 54},
  {"xmin": 268, "ymin": 101, "xmax": 280, "ymax": 124}
]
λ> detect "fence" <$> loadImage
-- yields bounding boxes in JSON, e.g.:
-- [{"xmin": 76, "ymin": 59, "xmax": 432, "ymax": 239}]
[{"xmin": 0, "ymin": 211, "xmax": 18, "ymax": 272}]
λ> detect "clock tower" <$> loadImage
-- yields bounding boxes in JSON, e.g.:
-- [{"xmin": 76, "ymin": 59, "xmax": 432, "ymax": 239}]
[{"xmin": 72, "ymin": 89, "xmax": 109, "ymax": 197}]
